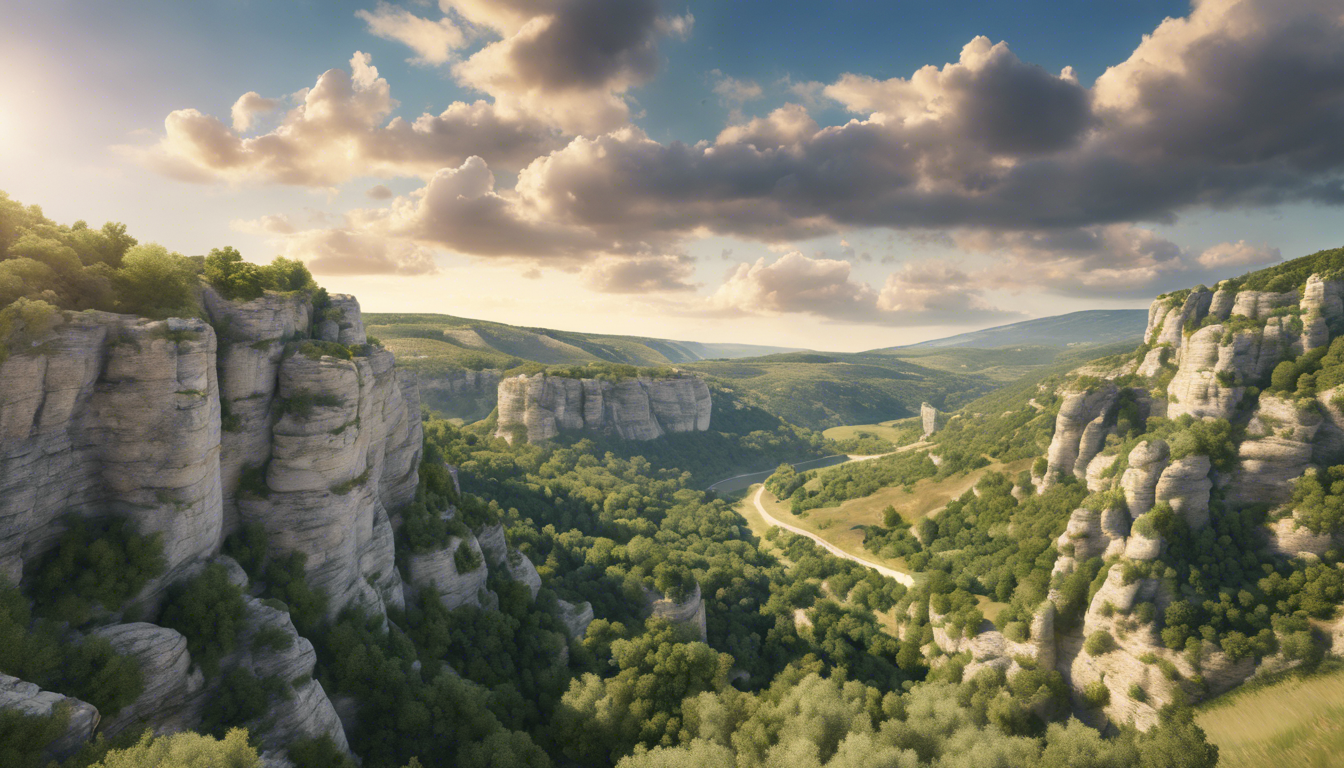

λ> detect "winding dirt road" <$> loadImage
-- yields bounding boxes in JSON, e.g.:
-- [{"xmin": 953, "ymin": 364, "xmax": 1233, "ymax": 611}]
[{"xmin": 752, "ymin": 485, "xmax": 914, "ymax": 586}]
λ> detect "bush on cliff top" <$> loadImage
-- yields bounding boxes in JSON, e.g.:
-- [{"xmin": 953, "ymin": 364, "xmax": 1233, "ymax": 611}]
[{"xmin": 204, "ymin": 246, "xmax": 316, "ymax": 302}]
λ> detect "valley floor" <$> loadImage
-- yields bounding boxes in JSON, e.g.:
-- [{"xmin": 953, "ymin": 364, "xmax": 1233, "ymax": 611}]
[{"xmin": 1195, "ymin": 665, "xmax": 1344, "ymax": 768}]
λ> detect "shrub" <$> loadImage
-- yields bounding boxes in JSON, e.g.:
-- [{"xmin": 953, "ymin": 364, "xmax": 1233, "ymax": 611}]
[
  {"xmin": 262, "ymin": 553, "xmax": 328, "ymax": 636},
  {"xmin": 1084, "ymin": 630, "xmax": 1116, "ymax": 656},
  {"xmin": 288, "ymin": 735, "xmax": 357, "ymax": 768},
  {"xmin": 27, "ymin": 516, "xmax": 166, "ymax": 626},
  {"xmin": 252, "ymin": 625, "xmax": 293, "ymax": 654},
  {"xmin": 0, "ymin": 705, "xmax": 73, "ymax": 768},
  {"xmin": 159, "ymin": 564, "xmax": 246, "ymax": 677},
  {"xmin": 200, "ymin": 669, "xmax": 288, "ymax": 738},
  {"xmin": 1129, "ymin": 683, "xmax": 1147, "ymax": 702},
  {"xmin": 279, "ymin": 390, "xmax": 343, "ymax": 419},
  {"xmin": 222, "ymin": 523, "xmax": 269, "ymax": 581},
  {"xmin": 454, "ymin": 540, "xmax": 482, "ymax": 573},
  {"xmin": 1082, "ymin": 680, "xmax": 1110, "ymax": 708},
  {"xmin": 86, "ymin": 728, "xmax": 260, "ymax": 768}
]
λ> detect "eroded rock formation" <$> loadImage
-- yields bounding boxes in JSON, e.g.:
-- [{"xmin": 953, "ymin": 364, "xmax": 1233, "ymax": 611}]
[{"xmin": 495, "ymin": 373, "xmax": 711, "ymax": 443}]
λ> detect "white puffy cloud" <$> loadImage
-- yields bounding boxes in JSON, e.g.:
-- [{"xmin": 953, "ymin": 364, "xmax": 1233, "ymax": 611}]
[
  {"xmin": 230, "ymin": 92, "xmax": 280, "ymax": 132},
  {"xmin": 235, "ymin": 214, "xmax": 439, "ymax": 276},
  {"xmin": 876, "ymin": 261, "xmax": 1022, "ymax": 324},
  {"xmin": 582, "ymin": 254, "xmax": 697, "ymax": 293},
  {"xmin": 148, "ymin": 52, "xmax": 562, "ymax": 185},
  {"xmin": 712, "ymin": 73, "xmax": 763, "ymax": 104},
  {"xmin": 357, "ymin": 3, "xmax": 466, "ymax": 65},
  {"xmin": 450, "ymin": 0, "xmax": 693, "ymax": 134},
  {"xmin": 1198, "ymin": 240, "xmax": 1281, "ymax": 269},
  {"xmin": 705, "ymin": 252, "xmax": 1016, "ymax": 326}
]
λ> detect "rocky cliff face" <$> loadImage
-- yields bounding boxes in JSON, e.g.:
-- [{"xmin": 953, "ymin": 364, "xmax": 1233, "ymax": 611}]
[
  {"xmin": 419, "ymin": 368, "xmax": 501, "ymax": 421},
  {"xmin": 969, "ymin": 269, "xmax": 1344, "ymax": 730},
  {"xmin": 494, "ymin": 373, "xmax": 712, "ymax": 443},
  {"xmin": 0, "ymin": 287, "xmax": 422, "ymax": 764}
]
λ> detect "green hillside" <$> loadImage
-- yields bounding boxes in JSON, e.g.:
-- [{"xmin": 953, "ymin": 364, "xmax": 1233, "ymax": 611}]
[
  {"xmin": 879, "ymin": 309, "xmax": 1148, "ymax": 350},
  {"xmin": 364, "ymin": 312, "xmax": 803, "ymax": 373}
]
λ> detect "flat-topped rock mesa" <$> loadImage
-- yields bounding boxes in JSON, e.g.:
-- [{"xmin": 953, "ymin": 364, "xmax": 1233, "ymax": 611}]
[{"xmin": 494, "ymin": 373, "xmax": 712, "ymax": 444}]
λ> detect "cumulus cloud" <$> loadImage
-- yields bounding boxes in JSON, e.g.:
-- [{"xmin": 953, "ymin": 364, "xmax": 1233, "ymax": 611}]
[
  {"xmin": 147, "ymin": 52, "xmax": 562, "ymax": 185},
  {"xmin": 582, "ymin": 253, "xmax": 697, "ymax": 293},
  {"xmin": 712, "ymin": 72, "xmax": 763, "ymax": 104},
  {"xmin": 446, "ymin": 0, "xmax": 693, "ymax": 134},
  {"xmin": 366, "ymin": 183, "xmax": 394, "ymax": 200},
  {"xmin": 496, "ymin": 1, "xmax": 1344, "ymax": 250},
  {"xmin": 235, "ymin": 214, "xmax": 439, "ymax": 275},
  {"xmin": 357, "ymin": 2, "xmax": 466, "ymax": 65},
  {"xmin": 956, "ymin": 224, "xmax": 1285, "ymax": 297},
  {"xmin": 876, "ymin": 261, "xmax": 1023, "ymax": 324},
  {"xmin": 230, "ymin": 92, "xmax": 280, "ymax": 132},
  {"xmin": 1198, "ymin": 240, "xmax": 1282, "ymax": 269},
  {"xmin": 705, "ymin": 251, "xmax": 1016, "ymax": 326}
]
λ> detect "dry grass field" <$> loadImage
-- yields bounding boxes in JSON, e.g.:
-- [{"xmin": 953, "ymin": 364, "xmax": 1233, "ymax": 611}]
[{"xmin": 1195, "ymin": 664, "xmax": 1344, "ymax": 768}]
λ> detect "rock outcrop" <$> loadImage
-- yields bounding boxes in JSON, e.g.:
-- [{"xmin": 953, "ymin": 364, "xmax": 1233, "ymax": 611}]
[
  {"xmin": 91, "ymin": 623, "xmax": 203, "ymax": 738},
  {"xmin": 419, "ymin": 369, "xmax": 501, "ymax": 421},
  {"xmin": 0, "ymin": 288, "xmax": 422, "ymax": 761},
  {"xmin": 405, "ymin": 534, "xmax": 489, "ymax": 610},
  {"xmin": 646, "ymin": 583, "xmax": 708, "ymax": 642},
  {"xmin": 1042, "ymin": 384, "xmax": 1119, "ymax": 488},
  {"xmin": 495, "ymin": 373, "xmax": 711, "ymax": 443},
  {"xmin": 921, "ymin": 402, "xmax": 938, "ymax": 438},
  {"xmin": 558, "ymin": 599, "xmax": 595, "ymax": 641},
  {"xmin": 0, "ymin": 674, "xmax": 100, "ymax": 762},
  {"xmin": 1223, "ymin": 395, "xmax": 1319, "ymax": 509}
]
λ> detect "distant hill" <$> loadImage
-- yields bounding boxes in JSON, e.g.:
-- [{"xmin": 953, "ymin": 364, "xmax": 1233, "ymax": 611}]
[
  {"xmin": 362, "ymin": 312, "xmax": 803, "ymax": 374},
  {"xmin": 875, "ymin": 309, "xmax": 1148, "ymax": 350}
]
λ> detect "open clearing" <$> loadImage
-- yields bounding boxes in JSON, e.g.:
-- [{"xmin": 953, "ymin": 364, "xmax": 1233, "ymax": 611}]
[
  {"xmin": 1195, "ymin": 665, "xmax": 1344, "ymax": 768},
  {"xmin": 822, "ymin": 419, "xmax": 919, "ymax": 444}
]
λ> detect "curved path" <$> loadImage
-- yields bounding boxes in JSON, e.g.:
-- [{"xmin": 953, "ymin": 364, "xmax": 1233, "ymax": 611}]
[{"xmin": 752, "ymin": 486, "xmax": 914, "ymax": 586}]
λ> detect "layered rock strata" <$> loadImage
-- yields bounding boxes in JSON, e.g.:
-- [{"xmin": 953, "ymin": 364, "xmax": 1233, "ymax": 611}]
[{"xmin": 495, "ymin": 373, "xmax": 712, "ymax": 443}]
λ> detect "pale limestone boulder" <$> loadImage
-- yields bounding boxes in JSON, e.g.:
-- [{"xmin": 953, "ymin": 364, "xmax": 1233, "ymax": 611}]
[
  {"xmin": 203, "ymin": 288, "xmax": 312, "ymax": 537},
  {"xmin": 476, "ymin": 522, "xmax": 508, "ymax": 567},
  {"xmin": 1166, "ymin": 325, "xmax": 1245, "ymax": 421},
  {"xmin": 1085, "ymin": 453, "xmax": 1119, "ymax": 493},
  {"xmin": 1155, "ymin": 455, "xmax": 1213, "ymax": 529},
  {"xmin": 1264, "ymin": 514, "xmax": 1337, "ymax": 559},
  {"xmin": 243, "ymin": 345, "xmax": 413, "ymax": 617},
  {"xmin": 504, "ymin": 550, "xmax": 542, "ymax": 599},
  {"xmin": 647, "ymin": 583, "xmax": 708, "ymax": 642},
  {"xmin": 327, "ymin": 295, "xmax": 367, "ymax": 345},
  {"xmin": 0, "ymin": 674, "xmax": 99, "ymax": 761},
  {"xmin": 1147, "ymin": 289, "xmax": 1213, "ymax": 348},
  {"xmin": 1043, "ymin": 384, "xmax": 1118, "ymax": 488},
  {"xmin": 921, "ymin": 402, "xmax": 938, "ymax": 438},
  {"xmin": 1209, "ymin": 284, "xmax": 1236, "ymax": 320},
  {"xmin": 1121, "ymin": 439, "xmax": 1169, "ymax": 518},
  {"xmin": 235, "ymin": 598, "xmax": 351, "ymax": 758},
  {"xmin": 1230, "ymin": 289, "xmax": 1298, "ymax": 320},
  {"xmin": 1124, "ymin": 530, "xmax": 1164, "ymax": 561},
  {"xmin": 91, "ymin": 623, "xmax": 204, "ymax": 737},
  {"xmin": 1137, "ymin": 347, "xmax": 1170, "ymax": 379},
  {"xmin": 1224, "ymin": 395, "xmax": 1318, "ymax": 509},
  {"xmin": 558, "ymin": 599, "xmax": 595, "ymax": 641},
  {"xmin": 1298, "ymin": 275, "xmax": 1343, "ymax": 353},
  {"xmin": 405, "ymin": 534, "xmax": 489, "ymax": 610}
]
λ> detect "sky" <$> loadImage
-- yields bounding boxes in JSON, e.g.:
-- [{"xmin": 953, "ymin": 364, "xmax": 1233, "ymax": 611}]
[{"xmin": 1, "ymin": 0, "xmax": 1342, "ymax": 351}]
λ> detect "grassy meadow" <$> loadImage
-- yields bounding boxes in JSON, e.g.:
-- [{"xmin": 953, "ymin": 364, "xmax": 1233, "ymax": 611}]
[{"xmin": 1196, "ymin": 664, "xmax": 1344, "ymax": 768}]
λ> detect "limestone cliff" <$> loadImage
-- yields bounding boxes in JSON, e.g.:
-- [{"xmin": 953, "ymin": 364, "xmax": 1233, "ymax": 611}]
[
  {"xmin": 0, "ymin": 287, "xmax": 421, "ymax": 763},
  {"xmin": 419, "ymin": 368, "xmax": 501, "ymax": 422},
  {"xmin": 495, "ymin": 373, "xmax": 712, "ymax": 443}
]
